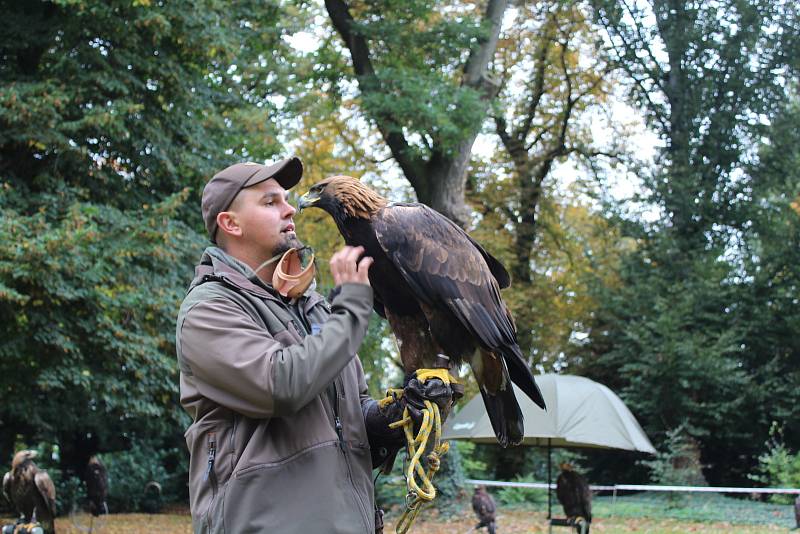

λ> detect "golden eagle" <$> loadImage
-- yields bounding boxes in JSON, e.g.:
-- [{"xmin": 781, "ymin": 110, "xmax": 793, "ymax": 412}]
[
  {"xmin": 471, "ymin": 485, "xmax": 497, "ymax": 533},
  {"xmin": 2, "ymin": 450, "xmax": 56, "ymax": 534},
  {"xmin": 556, "ymin": 463, "xmax": 592, "ymax": 529},
  {"xmin": 84, "ymin": 455, "xmax": 108, "ymax": 517},
  {"xmin": 298, "ymin": 175, "xmax": 545, "ymax": 446},
  {"xmin": 795, "ymin": 495, "xmax": 799, "ymax": 530}
]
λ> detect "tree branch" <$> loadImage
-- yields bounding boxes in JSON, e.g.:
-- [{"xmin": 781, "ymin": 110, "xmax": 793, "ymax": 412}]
[
  {"xmin": 462, "ymin": 0, "xmax": 509, "ymax": 90},
  {"xmin": 516, "ymin": 11, "xmax": 558, "ymax": 142},
  {"xmin": 324, "ymin": 0, "xmax": 425, "ymax": 189}
]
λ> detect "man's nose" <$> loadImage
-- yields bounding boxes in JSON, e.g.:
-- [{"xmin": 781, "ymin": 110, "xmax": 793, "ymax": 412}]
[{"xmin": 284, "ymin": 202, "xmax": 297, "ymax": 217}]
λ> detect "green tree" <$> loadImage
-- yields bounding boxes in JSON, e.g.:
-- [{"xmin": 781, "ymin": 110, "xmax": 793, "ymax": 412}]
[
  {"xmin": 322, "ymin": 0, "xmax": 507, "ymax": 226},
  {"xmin": 0, "ymin": 0, "xmax": 300, "ymax": 494},
  {"xmin": 0, "ymin": 191, "xmax": 201, "ymax": 502},
  {"xmin": 584, "ymin": 0, "xmax": 799, "ymax": 484},
  {"xmin": 490, "ymin": 1, "xmax": 614, "ymax": 286},
  {"xmin": 734, "ymin": 96, "xmax": 800, "ymax": 459}
]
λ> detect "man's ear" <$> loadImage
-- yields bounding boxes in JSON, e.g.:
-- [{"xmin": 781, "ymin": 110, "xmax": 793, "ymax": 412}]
[{"xmin": 216, "ymin": 211, "xmax": 242, "ymax": 240}]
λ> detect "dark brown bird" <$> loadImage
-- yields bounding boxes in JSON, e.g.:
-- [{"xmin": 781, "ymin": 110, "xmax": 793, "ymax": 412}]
[
  {"xmin": 471, "ymin": 485, "xmax": 497, "ymax": 533},
  {"xmin": 794, "ymin": 495, "xmax": 800, "ymax": 529},
  {"xmin": 556, "ymin": 463, "xmax": 591, "ymax": 531},
  {"xmin": 299, "ymin": 176, "xmax": 545, "ymax": 447},
  {"xmin": 142, "ymin": 481, "xmax": 163, "ymax": 515},
  {"xmin": 2, "ymin": 450, "xmax": 57, "ymax": 534},
  {"xmin": 84, "ymin": 455, "xmax": 108, "ymax": 517}
]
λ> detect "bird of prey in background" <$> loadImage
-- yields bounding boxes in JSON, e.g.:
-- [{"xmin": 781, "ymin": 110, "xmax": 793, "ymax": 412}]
[
  {"xmin": 2, "ymin": 450, "xmax": 56, "ymax": 534},
  {"xmin": 471, "ymin": 485, "xmax": 497, "ymax": 534},
  {"xmin": 85, "ymin": 455, "xmax": 108, "ymax": 517},
  {"xmin": 556, "ymin": 462, "xmax": 592, "ymax": 532},
  {"xmin": 299, "ymin": 175, "xmax": 545, "ymax": 447},
  {"xmin": 794, "ymin": 495, "xmax": 799, "ymax": 530}
]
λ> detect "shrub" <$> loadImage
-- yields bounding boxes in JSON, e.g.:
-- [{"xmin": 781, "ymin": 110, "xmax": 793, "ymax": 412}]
[
  {"xmin": 495, "ymin": 474, "xmax": 547, "ymax": 507},
  {"xmin": 750, "ymin": 423, "xmax": 800, "ymax": 504},
  {"xmin": 103, "ymin": 441, "xmax": 185, "ymax": 513}
]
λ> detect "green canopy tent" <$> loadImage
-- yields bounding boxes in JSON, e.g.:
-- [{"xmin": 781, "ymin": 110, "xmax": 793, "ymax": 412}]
[{"xmin": 442, "ymin": 373, "xmax": 656, "ymax": 518}]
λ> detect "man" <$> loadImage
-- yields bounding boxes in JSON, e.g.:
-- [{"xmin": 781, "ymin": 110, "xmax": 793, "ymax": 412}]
[{"xmin": 176, "ymin": 157, "xmax": 402, "ymax": 533}]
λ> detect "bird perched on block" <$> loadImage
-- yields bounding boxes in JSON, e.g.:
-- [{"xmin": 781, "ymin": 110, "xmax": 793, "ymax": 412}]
[
  {"xmin": 471, "ymin": 485, "xmax": 497, "ymax": 533},
  {"xmin": 298, "ymin": 176, "xmax": 546, "ymax": 447},
  {"xmin": 556, "ymin": 462, "xmax": 591, "ymax": 533},
  {"xmin": 2, "ymin": 451, "xmax": 56, "ymax": 534},
  {"xmin": 84, "ymin": 455, "xmax": 108, "ymax": 517}
]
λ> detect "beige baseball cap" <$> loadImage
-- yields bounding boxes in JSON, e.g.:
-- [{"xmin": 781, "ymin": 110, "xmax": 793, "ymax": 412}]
[{"xmin": 201, "ymin": 157, "xmax": 303, "ymax": 243}]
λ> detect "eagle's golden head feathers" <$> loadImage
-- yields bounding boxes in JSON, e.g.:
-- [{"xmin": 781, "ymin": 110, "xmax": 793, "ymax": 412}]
[{"xmin": 299, "ymin": 175, "xmax": 388, "ymax": 220}]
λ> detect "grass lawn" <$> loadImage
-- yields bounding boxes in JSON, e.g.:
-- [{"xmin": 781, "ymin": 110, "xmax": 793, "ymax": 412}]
[
  {"xmin": 387, "ymin": 507, "xmax": 789, "ymax": 533},
  {"xmin": 2, "ymin": 493, "xmax": 795, "ymax": 533},
  {"xmin": 1, "ymin": 502, "xmax": 791, "ymax": 533}
]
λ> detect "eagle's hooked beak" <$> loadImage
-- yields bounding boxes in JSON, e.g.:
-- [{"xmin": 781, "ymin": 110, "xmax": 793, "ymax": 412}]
[{"xmin": 297, "ymin": 191, "xmax": 319, "ymax": 213}]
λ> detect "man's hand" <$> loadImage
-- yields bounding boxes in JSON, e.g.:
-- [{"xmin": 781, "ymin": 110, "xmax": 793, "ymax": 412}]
[{"xmin": 330, "ymin": 245, "xmax": 373, "ymax": 286}]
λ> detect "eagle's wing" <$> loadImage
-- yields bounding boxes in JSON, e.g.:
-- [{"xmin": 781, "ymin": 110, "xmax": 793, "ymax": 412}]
[
  {"xmin": 374, "ymin": 203, "xmax": 511, "ymax": 331},
  {"xmin": 34, "ymin": 471, "xmax": 56, "ymax": 517},
  {"xmin": 373, "ymin": 203, "xmax": 542, "ymax": 407},
  {"xmin": 556, "ymin": 473, "xmax": 568, "ymax": 508},
  {"xmin": 2, "ymin": 471, "xmax": 10, "ymax": 504},
  {"xmin": 463, "ymin": 231, "xmax": 510, "ymax": 288}
]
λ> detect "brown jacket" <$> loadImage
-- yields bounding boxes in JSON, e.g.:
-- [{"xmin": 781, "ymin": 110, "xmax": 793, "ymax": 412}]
[{"xmin": 176, "ymin": 247, "xmax": 376, "ymax": 533}]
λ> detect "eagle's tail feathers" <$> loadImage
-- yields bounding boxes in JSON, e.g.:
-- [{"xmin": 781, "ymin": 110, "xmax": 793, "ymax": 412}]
[
  {"xmin": 479, "ymin": 385, "xmax": 524, "ymax": 448},
  {"xmin": 502, "ymin": 344, "xmax": 547, "ymax": 410}
]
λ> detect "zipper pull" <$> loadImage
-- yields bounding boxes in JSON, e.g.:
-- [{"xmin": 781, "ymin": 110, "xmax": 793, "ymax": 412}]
[
  {"xmin": 203, "ymin": 432, "xmax": 217, "ymax": 482},
  {"xmin": 335, "ymin": 416, "xmax": 345, "ymax": 451}
]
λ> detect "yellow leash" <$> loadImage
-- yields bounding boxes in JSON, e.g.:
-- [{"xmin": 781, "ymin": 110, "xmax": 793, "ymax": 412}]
[{"xmin": 378, "ymin": 368, "xmax": 457, "ymax": 534}]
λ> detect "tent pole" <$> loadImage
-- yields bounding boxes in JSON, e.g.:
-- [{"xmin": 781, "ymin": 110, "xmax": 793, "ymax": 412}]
[{"xmin": 547, "ymin": 438, "xmax": 551, "ymax": 519}]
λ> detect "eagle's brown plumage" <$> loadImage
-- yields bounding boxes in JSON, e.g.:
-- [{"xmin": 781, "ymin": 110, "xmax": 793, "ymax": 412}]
[
  {"xmin": 85, "ymin": 455, "xmax": 108, "ymax": 516},
  {"xmin": 795, "ymin": 495, "xmax": 800, "ymax": 529},
  {"xmin": 299, "ymin": 175, "xmax": 545, "ymax": 447},
  {"xmin": 2, "ymin": 450, "xmax": 57, "ymax": 534},
  {"xmin": 472, "ymin": 486, "xmax": 497, "ymax": 534},
  {"xmin": 556, "ymin": 463, "xmax": 592, "ymax": 525}
]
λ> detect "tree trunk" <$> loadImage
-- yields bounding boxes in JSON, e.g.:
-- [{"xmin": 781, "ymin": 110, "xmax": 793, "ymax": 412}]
[
  {"xmin": 325, "ymin": 0, "xmax": 507, "ymax": 228},
  {"xmin": 423, "ymin": 141, "xmax": 480, "ymax": 226}
]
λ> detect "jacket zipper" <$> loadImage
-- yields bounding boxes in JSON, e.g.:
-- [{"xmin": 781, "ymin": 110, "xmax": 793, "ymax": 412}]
[
  {"xmin": 332, "ymin": 380, "xmax": 345, "ymax": 451},
  {"xmin": 204, "ymin": 432, "xmax": 218, "ymax": 495},
  {"xmin": 333, "ymin": 376, "xmax": 371, "ymax": 532}
]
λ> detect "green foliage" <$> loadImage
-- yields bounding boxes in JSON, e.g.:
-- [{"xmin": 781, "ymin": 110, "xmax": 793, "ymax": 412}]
[
  {"xmin": 736, "ymin": 97, "xmax": 800, "ymax": 450},
  {"xmin": 0, "ymin": 0, "xmax": 296, "ymax": 213},
  {"xmin": 583, "ymin": 1, "xmax": 800, "ymax": 486},
  {"xmin": 640, "ymin": 426, "xmax": 706, "ymax": 507},
  {"xmin": 0, "ymin": 0, "xmax": 300, "ymax": 492},
  {"xmin": 0, "ymin": 188, "xmax": 200, "ymax": 455},
  {"xmin": 358, "ymin": 314, "xmax": 404, "ymax": 399},
  {"xmin": 750, "ymin": 425, "xmax": 800, "ymax": 504},
  {"xmin": 454, "ymin": 441, "xmax": 488, "ymax": 480},
  {"xmin": 430, "ymin": 441, "xmax": 467, "ymax": 512},
  {"xmin": 494, "ymin": 474, "xmax": 547, "ymax": 507},
  {"xmin": 373, "ymin": 441, "xmax": 468, "ymax": 513},
  {"xmin": 103, "ymin": 441, "xmax": 186, "ymax": 513},
  {"xmin": 320, "ymin": 0, "xmax": 488, "ymax": 156}
]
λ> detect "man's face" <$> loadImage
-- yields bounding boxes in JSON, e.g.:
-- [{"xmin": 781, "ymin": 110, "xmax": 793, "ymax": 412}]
[{"xmin": 226, "ymin": 178, "xmax": 301, "ymax": 258}]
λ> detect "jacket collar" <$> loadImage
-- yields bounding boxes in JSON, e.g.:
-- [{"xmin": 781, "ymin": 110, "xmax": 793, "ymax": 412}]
[{"xmin": 190, "ymin": 247, "xmax": 323, "ymax": 310}]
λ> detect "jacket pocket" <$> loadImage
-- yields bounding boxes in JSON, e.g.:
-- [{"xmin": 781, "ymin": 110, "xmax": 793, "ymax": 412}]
[
  {"xmin": 186, "ymin": 418, "xmax": 236, "ymax": 531},
  {"xmin": 224, "ymin": 441, "xmax": 373, "ymax": 533}
]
